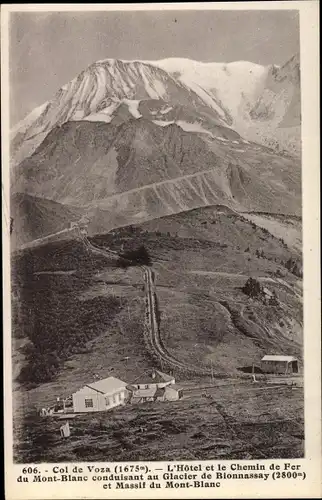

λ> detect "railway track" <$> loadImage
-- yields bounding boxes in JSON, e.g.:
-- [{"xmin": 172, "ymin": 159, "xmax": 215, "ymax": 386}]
[
  {"xmin": 141, "ymin": 266, "xmax": 215, "ymax": 376},
  {"xmin": 77, "ymin": 228, "xmax": 213, "ymax": 376}
]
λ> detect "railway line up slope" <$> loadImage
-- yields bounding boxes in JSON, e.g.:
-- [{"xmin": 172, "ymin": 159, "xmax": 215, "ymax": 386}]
[{"xmin": 76, "ymin": 228, "xmax": 214, "ymax": 376}]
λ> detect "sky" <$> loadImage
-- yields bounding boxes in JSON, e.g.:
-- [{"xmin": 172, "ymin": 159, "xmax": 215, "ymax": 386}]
[{"xmin": 9, "ymin": 9, "xmax": 300, "ymax": 125}]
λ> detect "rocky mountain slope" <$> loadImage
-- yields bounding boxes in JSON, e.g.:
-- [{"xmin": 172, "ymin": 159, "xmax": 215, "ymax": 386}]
[
  {"xmin": 11, "ymin": 59, "xmax": 229, "ymax": 166},
  {"xmin": 244, "ymin": 54, "xmax": 301, "ymax": 155},
  {"xmin": 10, "ymin": 53, "xmax": 301, "ymax": 244},
  {"xmin": 12, "ymin": 116, "xmax": 301, "ymax": 237},
  {"xmin": 249, "ymin": 54, "xmax": 300, "ymax": 127},
  {"xmin": 12, "ymin": 54, "xmax": 300, "ymax": 166},
  {"xmin": 10, "ymin": 193, "xmax": 82, "ymax": 247}
]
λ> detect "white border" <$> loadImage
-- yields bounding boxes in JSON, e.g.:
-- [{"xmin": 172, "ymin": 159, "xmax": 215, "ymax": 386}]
[{"xmin": 2, "ymin": 3, "xmax": 321, "ymax": 499}]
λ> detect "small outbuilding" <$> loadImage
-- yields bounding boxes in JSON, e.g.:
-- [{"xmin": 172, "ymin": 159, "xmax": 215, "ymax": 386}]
[
  {"xmin": 127, "ymin": 372, "xmax": 183, "ymax": 404},
  {"xmin": 164, "ymin": 384, "xmax": 184, "ymax": 401},
  {"xmin": 260, "ymin": 355, "xmax": 299, "ymax": 374},
  {"xmin": 128, "ymin": 387, "xmax": 158, "ymax": 404},
  {"xmin": 128, "ymin": 384, "xmax": 183, "ymax": 403},
  {"xmin": 131, "ymin": 369, "xmax": 175, "ymax": 390}
]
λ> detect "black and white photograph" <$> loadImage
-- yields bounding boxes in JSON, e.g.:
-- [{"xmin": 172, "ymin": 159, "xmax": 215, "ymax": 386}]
[{"xmin": 7, "ymin": 6, "xmax": 308, "ymax": 467}]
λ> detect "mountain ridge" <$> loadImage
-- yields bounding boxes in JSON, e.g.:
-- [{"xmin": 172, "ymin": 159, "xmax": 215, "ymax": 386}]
[
  {"xmin": 12, "ymin": 115, "xmax": 301, "ymax": 242},
  {"xmin": 10, "ymin": 192, "xmax": 82, "ymax": 247},
  {"xmin": 12, "ymin": 54, "xmax": 301, "ymax": 164},
  {"xmin": 11, "ymin": 53, "xmax": 301, "ymax": 242}
]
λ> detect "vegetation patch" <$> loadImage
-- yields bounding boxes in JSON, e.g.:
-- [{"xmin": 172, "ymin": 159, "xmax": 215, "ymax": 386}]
[
  {"xmin": 118, "ymin": 245, "xmax": 151, "ymax": 268},
  {"xmin": 12, "ymin": 241, "xmax": 122, "ymax": 387}
]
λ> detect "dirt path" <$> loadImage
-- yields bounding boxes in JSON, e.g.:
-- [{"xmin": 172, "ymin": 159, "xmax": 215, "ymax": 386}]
[
  {"xmin": 34, "ymin": 270, "xmax": 76, "ymax": 275},
  {"xmin": 190, "ymin": 270, "xmax": 276, "ymax": 282},
  {"xmin": 88, "ymin": 165, "xmax": 232, "ymax": 207}
]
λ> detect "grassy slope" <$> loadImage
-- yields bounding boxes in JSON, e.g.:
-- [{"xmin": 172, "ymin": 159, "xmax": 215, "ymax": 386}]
[
  {"xmin": 12, "ymin": 205, "xmax": 303, "ymax": 461},
  {"xmin": 16, "ymin": 385, "xmax": 304, "ymax": 463},
  {"xmin": 10, "ymin": 193, "xmax": 83, "ymax": 247},
  {"xmin": 13, "ymin": 206, "xmax": 303, "ymax": 390},
  {"xmin": 92, "ymin": 207, "xmax": 302, "ymax": 371}
]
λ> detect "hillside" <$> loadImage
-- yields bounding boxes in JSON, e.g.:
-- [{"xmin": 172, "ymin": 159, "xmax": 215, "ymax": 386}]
[
  {"xmin": 135, "ymin": 205, "xmax": 302, "ymax": 255},
  {"xmin": 12, "ymin": 117, "xmax": 301, "ymax": 238},
  {"xmin": 12, "ymin": 201, "xmax": 303, "ymax": 461},
  {"xmin": 112, "ymin": 209, "xmax": 302, "ymax": 372},
  {"xmin": 10, "ymin": 193, "xmax": 83, "ymax": 248},
  {"xmin": 12, "ymin": 205, "xmax": 302, "ymax": 391},
  {"xmin": 16, "ymin": 384, "xmax": 304, "ymax": 462}
]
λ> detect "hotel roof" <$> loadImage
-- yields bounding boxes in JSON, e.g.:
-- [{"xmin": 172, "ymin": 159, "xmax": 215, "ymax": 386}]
[
  {"xmin": 133, "ymin": 370, "xmax": 174, "ymax": 385},
  {"xmin": 86, "ymin": 377, "xmax": 127, "ymax": 394}
]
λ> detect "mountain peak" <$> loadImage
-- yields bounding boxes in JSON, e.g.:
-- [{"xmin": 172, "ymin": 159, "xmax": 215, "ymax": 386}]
[{"xmin": 11, "ymin": 52, "xmax": 301, "ymax": 166}]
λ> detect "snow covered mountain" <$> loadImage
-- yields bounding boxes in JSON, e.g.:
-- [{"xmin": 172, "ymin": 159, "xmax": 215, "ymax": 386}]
[
  {"xmin": 250, "ymin": 54, "xmax": 300, "ymax": 126},
  {"xmin": 11, "ymin": 59, "xmax": 231, "ymax": 165},
  {"xmin": 149, "ymin": 55, "xmax": 301, "ymax": 154},
  {"xmin": 245, "ymin": 54, "xmax": 301, "ymax": 155},
  {"xmin": 148, "ymin": 58, "xmax": 269, "ymax": 121},
  {"xmin": 11, "ymin": 54, "xmax": 301, "ymax": 166},
  {"xmin": 10, "ymin": 53, "xmax": 302, "ymax": 239}
]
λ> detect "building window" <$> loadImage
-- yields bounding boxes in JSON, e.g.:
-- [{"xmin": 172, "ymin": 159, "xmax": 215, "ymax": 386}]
[
  {"xmin": 85, "ymin": 398, "xmax": 93, "ymax": 408},
  {"xmin": 145, "ymin": 384, "xmax": 149, "ymax": 389},
  {"xmin": 105, "ymin": 397, "xmax": 111, "ymax": 406}
]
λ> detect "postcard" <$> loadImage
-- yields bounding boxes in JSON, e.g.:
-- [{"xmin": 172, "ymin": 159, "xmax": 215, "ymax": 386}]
[{"xmin": 2, "ymin": 2, "xmax": 321, "ymax": 499}]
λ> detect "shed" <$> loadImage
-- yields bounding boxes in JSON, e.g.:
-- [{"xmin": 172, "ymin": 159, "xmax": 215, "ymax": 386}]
[
  {"xmin": 164, "ymin": 384, "xmax": 184, "ymax": 401},
  {"xmin": 260, "ymin": 355, "xmax": 299, "ymax": 374},
  {"xmin": 132, "ymin": 370, "xmax": 175, "ymax": 390},
  {"xmin": 128, "ymin": 384, "xmax": 183, "ymax": 404},
  {"xmin": 131, "ymin": 387, "xmax": 157, "ymax": 403},
  {"xmin": 72, "ymin": 376, "xmax": 128, "ymax": 413}
]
